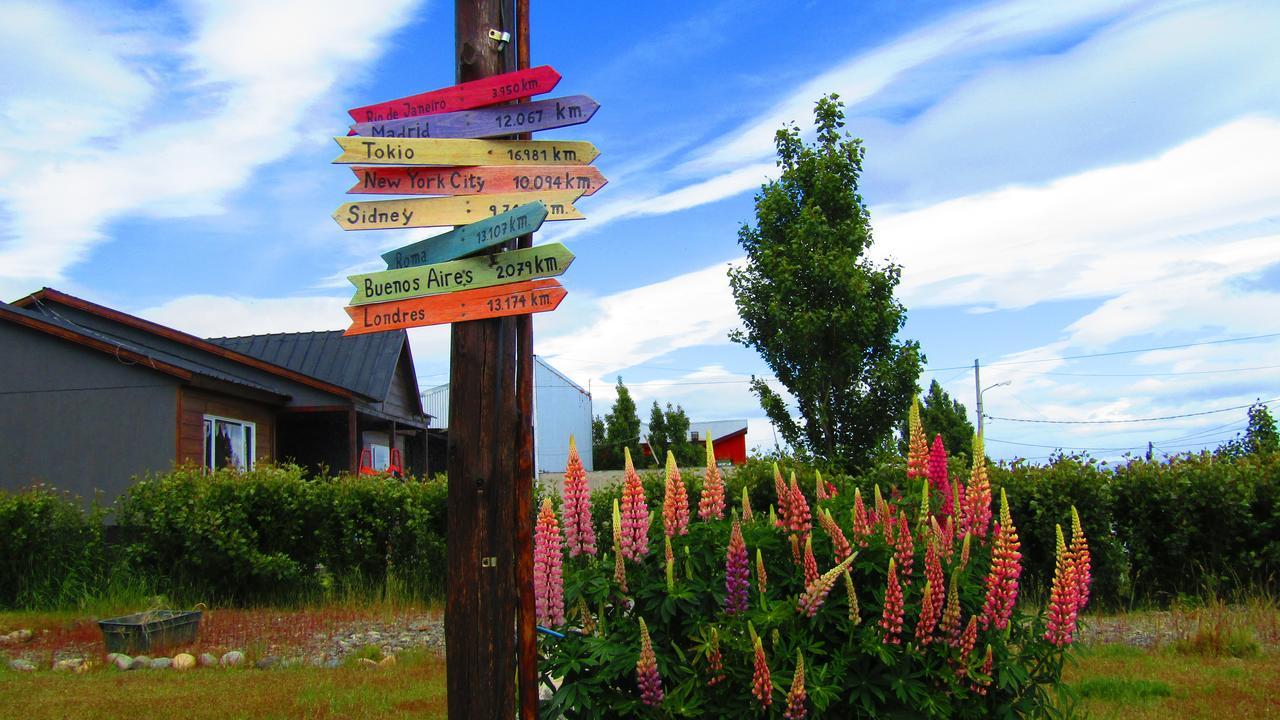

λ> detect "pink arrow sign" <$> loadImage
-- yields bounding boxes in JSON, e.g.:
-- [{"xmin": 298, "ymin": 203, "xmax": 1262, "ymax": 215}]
[{"xmin": 347, "ymin": 66, "xmax": 562, "ymax": 124}]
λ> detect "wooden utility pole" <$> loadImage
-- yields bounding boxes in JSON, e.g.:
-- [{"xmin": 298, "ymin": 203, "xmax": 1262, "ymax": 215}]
[{"xmin": 446, "ymin": 1, "xmax": 520, "ymax": 717}]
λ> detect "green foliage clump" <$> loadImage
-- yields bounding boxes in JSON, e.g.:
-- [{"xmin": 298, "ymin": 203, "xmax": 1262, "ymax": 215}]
[{"xmin": 0, "ymin": 484, "xmax": 105, "ymax": 608}]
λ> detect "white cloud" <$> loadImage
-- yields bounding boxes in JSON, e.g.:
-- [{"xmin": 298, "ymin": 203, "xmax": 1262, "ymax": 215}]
[{"xmin": 137, "ymin": 294, "xmax": 350, "ymax": 337}]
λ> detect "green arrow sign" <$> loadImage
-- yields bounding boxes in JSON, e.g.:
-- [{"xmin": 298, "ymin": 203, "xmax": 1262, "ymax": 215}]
[{"xmin": 349, "ymin": 243, "xmax": 575, "ymax": 306}]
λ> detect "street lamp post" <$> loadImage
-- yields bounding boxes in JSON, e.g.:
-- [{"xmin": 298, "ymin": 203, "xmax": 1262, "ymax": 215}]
[{"xmin": 976, "ymin": 379, "xmax": 1012, "ymax": 437}]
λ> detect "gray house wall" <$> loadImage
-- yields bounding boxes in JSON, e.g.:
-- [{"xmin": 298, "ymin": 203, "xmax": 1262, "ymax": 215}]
[{"xmin": 0, "ymin": 323, "xmax": 178, "ymax": 507}]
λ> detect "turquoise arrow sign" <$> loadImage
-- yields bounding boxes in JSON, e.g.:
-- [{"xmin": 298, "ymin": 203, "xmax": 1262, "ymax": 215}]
[{"xmin": 380, "ymin": 201, "xmax": 549, "ymax": 269}]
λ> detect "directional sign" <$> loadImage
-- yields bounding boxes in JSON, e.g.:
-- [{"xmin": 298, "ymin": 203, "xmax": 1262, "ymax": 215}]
[
  {"xmin": 333, "ymin": 191, "xmax": 583, "ymax": 231},
  {"xmin": 343, "ymin": 279, "xmax": 567, "ymax": 335},
  {"xmin": 333, "ymin": 137, "xmax": 599, "ymax": 167},
  {"xmin": 349, "ymin": 243, "xmax": 574, "ymax": 306},
  {"xmin": 382, "ymin": 202, "xmax": 549, "ymax": 269},
  {"xmin": 350, "ymin": 95, "xmax": 599, "ymax": 140},
  {"xmin": 347, "ymin": 66, "xmax": 561, "ymax": 124},
  {"xmin": 348, "ymin": 165, "xmax": 607, "ymax": 197}
]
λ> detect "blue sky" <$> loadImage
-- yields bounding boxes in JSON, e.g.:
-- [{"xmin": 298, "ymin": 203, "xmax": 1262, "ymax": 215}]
[{"xmin": 2, "ymin": 0, "xmax": 1279, "ymax": 462}]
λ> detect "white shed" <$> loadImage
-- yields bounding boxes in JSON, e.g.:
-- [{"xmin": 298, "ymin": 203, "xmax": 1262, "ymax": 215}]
[{"xmin": 419, "ymin": 355, "xmax": 593, "ymax": 474}]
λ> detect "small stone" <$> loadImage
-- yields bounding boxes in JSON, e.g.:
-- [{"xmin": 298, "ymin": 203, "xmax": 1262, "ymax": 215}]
[
  {"xmin": 378, "ymin": 655, "xmax": 396, "ymax": 668},
  {"xmin": 173, "ymin": 654, "xmax": 196, "ymax": 671},
  {"xmin": 106, "ymin": 653, "xmax": 123, "ymax": 665},
  {"xmin": 134, "ymin": 655, "xmax": 152, "ymax": 666},
  {"xmin": 8, "ymin": 658, "xmax": 36, "ymax": 672},
  {"xmin": 150, "ymin": 657, "xmax": 172, "ymax": 670},
  {"xmin": 8, "ymin": 629, "xmax": 33, "ymax": 645},
  {"xmin": 198, "ymin": 653, "xmax": 218, "ymax": 667},
  {"xmin": 129, "ymin": 658, "xmax": 148, "ymax": 670},
  {"xmin": 54, "ymin": 658, "xmax": 84, "ymax": 672},
  {"xmin": 74, "ymin": 661, "xmax": 92, "ymax": 674},
  {"xmin": 220, "ymin": 651, "xmax": 245, "ymax": 668},
  {"xmin": 113, "ymin": 654, "xmax": 134, "ymax": 671},
  {"xmin": 356, "ymin": 658, "xmax": 378, "ymax": 668},
  {"xmin": 254, "ymin": 655, "xmax": 279, "ymax": 670}
]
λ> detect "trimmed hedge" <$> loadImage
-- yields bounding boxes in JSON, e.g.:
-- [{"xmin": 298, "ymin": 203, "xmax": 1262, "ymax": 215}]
[{"xmin": 0, "ymin": 484, "xmax": 105, "ymax": 608}]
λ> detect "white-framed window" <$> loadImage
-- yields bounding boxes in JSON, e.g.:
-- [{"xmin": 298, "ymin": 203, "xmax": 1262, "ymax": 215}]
[{"xmin": 203, "ymin": 415, "xmax": 256, "ymax": 471}]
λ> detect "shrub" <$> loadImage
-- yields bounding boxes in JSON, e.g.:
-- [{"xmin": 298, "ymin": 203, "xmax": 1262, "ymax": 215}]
[
  {"xmin": 539, "ymin": 451, "xmax": 1088, "ymax": 717},
  {"xmin": 0, "ymin": 484, "xmax": 105, "ymax": 608}
]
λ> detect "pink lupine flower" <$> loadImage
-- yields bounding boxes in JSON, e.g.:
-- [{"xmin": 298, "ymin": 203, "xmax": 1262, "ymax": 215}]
[
  {"xmin": 783, "ymin": 651, "xmax": 807, "ymax": 720},
  {"xmin": 706, "ymin": 626, "xmax": 726, "ymax": 686},
  {"xmin": 819, "ymin": 508, "xmax": 853, "ymax": 562},
  {"xmin": 921, "ymin": 539, "xmax": 945, "ymax": 641},
  {"xmin": 665, "ymin": 535, "xmax": 675, "ymax": 591},
  {"xmin": 802, "ymin": 535, "xmax": 819, "ymax": 587},
  {"xmin": 941, "ymin": 570, "xmax": 962, "ymax": 647},
  {"xmin": 962, "ymin": 435, "xmax": 992, "ymax": 540},
  {"xmin": 774, "ymin": 463, "xmax": 790, "ymax": 528},
  {"xmin": 1045, "ymin": 524, "xmax": 1080, "ymax": 647},
  {"xmin": 851, "ymin": 488, "xmax": 872, "ymax": 547},
  {"xmin": 662, "ymin": 451, "xmax": 689, "ymax": 538},
  {"xmin": 972, "ymin": 644, "xmax": 994, "ymax": 695},
  {"xmin": 798, "ymin": 554, "xmax": 857, "ymax": 617},
  {"xmin": 980, "ymin": 490, "xmax": 1023, "ymax": 631},
  {"xmin": 880, "ymin": 557, "xmax": 905, "ymax": 644},
  {"xmin": 787, "ymin": 472, "xmax": 813, "ymax": 537},
  {"xmin": 636, "ymin": 618, "xmax": 664, "ymax": 707},
  {"xmin": 894, "ymin": 513, "xmax": 914, "ymax": 586},
  {"xmin": 756, "ymin": 548, "xmax": 768, "ymax": 596},
  {"xmin": 561, "ymin": 435, "xmax": 597, "ymax": 557},
  {"xmin": 953, "ymin": 479, "xmax": 967, "ymax": 537},
  {"xmin": 958, "ymin": 531, "xmax": 972, "ymax": 572},
  {"xmin": 619, "ymin": 448, "xmax": 650, "ymax": 561},
  {"xmin": 751, "ymin": 632, "xmax": 772, "ymax": 708},
  {"xmin": 698, "ymin": 435, "xmax": 726, "ymax": 521},
  {"xmin": 612, "ymin": 499, "xmax": 627, "ymax": 593},
  {"xmin": 1070, "ymin": 506, "xmax": 1092, "ymax": 614},
  {"xmin": 815, "ymin": 470, "xmax": 828, "ymax": 501},
  {"xmin": 843, "ymin": 570, "xmax": 861, "ymax": 625},
  {"xmin": 956, "ymin": 616, "xmax": 978, "ymax": 678},
  {"xmin": 907, "ymin": 396, "xmax": 929, "ymax": 481},
  {"xmin": 873, "ymin": 484, "xmax": 887, "ymax": 525},
  {"xmin": 917, "ymin": 479, "xmax": 931, "ymax": 534},
  {"xmin": 937, "ymin": 516, "xmax": 955, "ymax": 562},
  {"xmin": 724, "ymin": 516, "xmax": 750, "ymax": 615},
  {"xmin": 914, "ymin": 578, "xmax": 940, "ymax": 644},
  {"xmin": 927, "ymin": 434, "xmax": 953, "ymax": 518},
  {"xmin": 741, "ymin": 486, "xmax": 754, "ymax": 522},
  {"xmin": 533, "ymin": 498, "xmax": 565, "ymax": 627}
]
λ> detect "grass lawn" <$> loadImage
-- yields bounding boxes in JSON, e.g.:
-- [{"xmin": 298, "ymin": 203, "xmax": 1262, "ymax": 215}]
[{"xmin": 0, "ymin": 654, "xmax": 449, "ymax": 720}]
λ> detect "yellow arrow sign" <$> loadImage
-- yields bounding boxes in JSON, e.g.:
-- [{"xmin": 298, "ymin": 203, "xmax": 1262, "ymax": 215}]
[
  {"xmin": 331, "ymin": 191, "xmax": 585, "ymax": 230},
  {"xmin": 332, "ymin": 136, "xmax": 599, "ymax": 166}
]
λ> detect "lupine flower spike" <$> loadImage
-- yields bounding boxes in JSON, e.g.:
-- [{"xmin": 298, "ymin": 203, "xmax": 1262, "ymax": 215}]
[
  {"xmin": 787, "ymin": 471, "xmax": 813, "ymax": 538},
  {"xmin": 915, "ymin": 579, "xmax": 939, "ymax": 644},
  {"xmin": 612, "ymin": 499, "xmax": 627, "ymax": 593},
  {"xmin": 662, "ymin": 451, "xmax": 689, "ymax": 537},
  {"xmin": 576, "ymin": 596, "xmax": 595, "ymax": 635},
  {"xmin": 819, "ymin": 508, "xmax": 853, "ymax": 562},
  {"xmin": 798, "ymin": 553, "xmax": 857, "ymax": 617},
  {"xmin": 873, "ymin": 484, "xmax": 887, "ymax": 527},
  {"xmin": 815, "ymin": 470, "xmax": 828, "ymax": 501},
  {"xmin": 852, "ymin": 488, "xmax": 871, "ymax": 546},
  {"xmin": 636, "ymin": 618, "xmax": 664, "ymax": 707},
  {"xmin": 620, "ymin": 448, "xmax": 650, "ymax": 560},
  {"xmin": 769, "ymin": 504, "xmax": 778, "ymax": 527},
  {"xmin": 783, "ymin": 651, "xmax": 807, "ymax": 720},
  {"xmin": 939, "ymin": 516, "xmax": 955, "ymax": 562},
  {"xmin": 843, "ymin": 569, "xmax": 861, "ymax": 625},
  {"xmin": 741, "ymin": 486, "xmax": 754, "ymax": 522},
  {"xmin": 894, "ymin": 513, "xmax": 914, "ymax": 586},
  {"xmin": 918, "ymin": 540, "xmax": 944, "ymax": 643},
  {"xmin": 724, "ymin": 515, "xmax": 750, "ymax": 615},
  {"xmin": 956, "ymin": 616, "xmax": 978, "ymax": 678},
  {"xmin": 1069, "ymin": 506, "xmax": 1092, "ymax": 613},
  {"xmin": 963, "ymin": 434, "xmax": 992, "ymax": 540},
  {"xmin": 958, "ymin": 532, "xmax": 972, "ymax": 571},
  {"xmin": 773, "ymin": 463, "xmax": 790, "ymax": 528},
  {"xmin": 699, "ymin": 434, "xmax": 726, "ymax": 521},
  {"xmin": 907, "ymin": 396, "xmax": 929, "ymax": 481},
  {"xmin": 927, "ymin": 434, "xmax": 954, "ymax": 518},
  {"xmin": 756, "ymin": 548, "xmax": 769, "ymax": 596},
  {"xmin": 917, "ymin": 478, "xmax": 930, "ymax": 533},
  {"xmin": 880, "ymin": 557, "xmax": 905, "ymax": 644},
  {"xmin": 533, "ymin": 498, "xmax": 565, "ymax": 627},
  {"xmin": 980, "ymin": 489, "xmax": 1022, "ymax": 630},
  {"xmin": 802, "ymin": 535, "xmax": 819, "ymax": 586},
  {"xmin": 973, "ymin": 644, "xmax": 994, "ymax": 695},
  {"xmin": 562, "ymin": 435, "xmax": 597, "ymax": 557},
  {"xmin": 1045, "ymin": 523, "xmax": 1080, "ymax": 646},
  {"xmin": 941, "ymin": 570, "xmax": 962, "ymax": 646},
  {"xmin": 706, "ymin": 626, "xmax": 726, "ymax": 686},
  {"xmin": 750, "ymin": 622, "xmax": 772, "ymax": 708}
]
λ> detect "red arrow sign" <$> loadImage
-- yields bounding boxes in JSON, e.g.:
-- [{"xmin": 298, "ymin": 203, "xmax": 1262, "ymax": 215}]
[
  {"xmin": 343, "ymin": 279, "xmax": 566, "ymax": 335},
  {"xmin": 347, "ymin": 66, "xmax": 562, "ymax": 124},
  {"xmin": 348, "ymin": 165, "xmax": 607, "ymax": 196}
]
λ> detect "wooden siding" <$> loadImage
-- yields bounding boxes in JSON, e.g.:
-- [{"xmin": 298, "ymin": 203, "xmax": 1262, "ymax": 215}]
[
  {"xmin": 381, "ymin": 346, "xmax": 421, "ymax": 418},
  {"xmin": 178, "ymin": 387, "xmax": 276, "ymax": 467}
]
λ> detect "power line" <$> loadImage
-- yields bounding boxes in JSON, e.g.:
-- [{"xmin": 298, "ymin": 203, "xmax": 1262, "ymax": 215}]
[
  {"xmin": 923, "ymin": 331, "xmax": 1280, "ymax": 373},
  {"xmin": 1000, "ymin": 362, "xmax": 1280, "ymax": 379},
  {"xmin": 985, "ymin": 396, "xmax": 1279, "ymax": 425}
]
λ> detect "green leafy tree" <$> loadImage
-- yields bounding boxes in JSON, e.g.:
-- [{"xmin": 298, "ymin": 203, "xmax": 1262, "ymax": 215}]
[
  {"xmin": 646, "ymin": 401, "xmax": 668, "ymax": 465},
  {"xmin": 1217, "ymin": 401, "xmax": 1279, "ymax": 458},
  {"xmin": 591, "ymin": 415, "xmax": 610, "ymax": 470},
  {"xmin": 728, "ymin": 94, "xmax": 923, "ymax": 472},
  {"xmin": 598, "ymin": 377, "xmax": 642, "ymax": 470},
  {"xmin": 646, "ymin": 401, "xmax": 700, "ymax": 467},
  {"xmin": 898, "ymin": 379, "xmax": 975, "ymax": 460}
]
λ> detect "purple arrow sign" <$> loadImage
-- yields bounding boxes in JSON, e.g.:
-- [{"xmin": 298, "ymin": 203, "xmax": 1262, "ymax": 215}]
[{"xmin": 349, "ymin": 95, "xmax": 600, "ymax": 140}]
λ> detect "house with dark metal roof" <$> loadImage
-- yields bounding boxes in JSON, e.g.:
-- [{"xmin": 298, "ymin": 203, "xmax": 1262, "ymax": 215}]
[{"xmin": 0, "ymin": 288, "xmax": 431, "ymax": 507}]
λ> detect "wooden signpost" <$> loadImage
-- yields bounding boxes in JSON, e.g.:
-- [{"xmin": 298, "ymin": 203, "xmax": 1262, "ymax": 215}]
[
  {"xmin": 333, "ymin": 136, "xmax": 599, "ymax": 166},
  {"xmin": 350, "ymin": 94, "xmax": 599, "ymax": 139},
  {"xmin": 347, "ymin": 65, "xmax": 561, "ymax": 123},
  {"xmin": 332, "ymin": 191, "xmax": 583, "ymax": 230},
  {"xmin": 381, "ymin": 201, "xmax": 549, "ymax": 269},
  {"xmin": 348, "ymin": 243, "xmax": 574, "ymax": 305},
  {"xmin": 348, "ymin": 165, "xmax": 607, "ymax": 196},
  {"xmin": 342, "ymin": 279, "xmax": 565, "ymax": 335}
]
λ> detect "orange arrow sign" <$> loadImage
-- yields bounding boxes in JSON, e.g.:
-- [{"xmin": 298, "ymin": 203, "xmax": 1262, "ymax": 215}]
[{"xmin": 343, "ymin": 279, "xmax": 566, "ymax": 335}]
